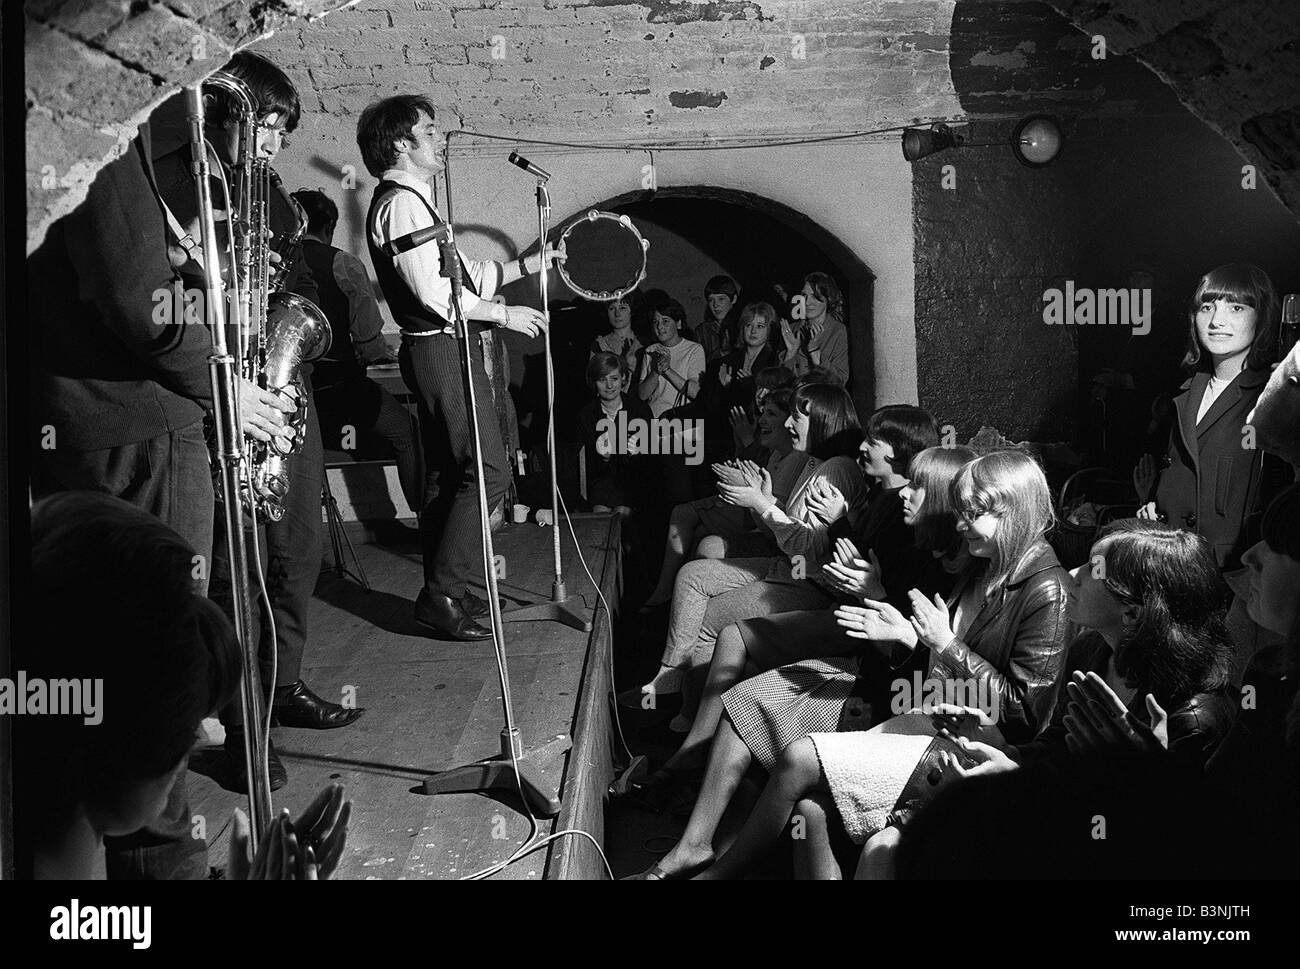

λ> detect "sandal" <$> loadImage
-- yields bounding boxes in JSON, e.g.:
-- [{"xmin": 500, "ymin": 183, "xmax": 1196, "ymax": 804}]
[{"xmin": 620, "ymin": 855, "xmax": 715, "ymax": 880}]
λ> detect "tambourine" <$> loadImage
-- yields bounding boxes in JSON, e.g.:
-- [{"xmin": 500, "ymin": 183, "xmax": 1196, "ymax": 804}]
[{"xmin": 555, "ymin": 210, "xmax": 650, "ymax": 301}]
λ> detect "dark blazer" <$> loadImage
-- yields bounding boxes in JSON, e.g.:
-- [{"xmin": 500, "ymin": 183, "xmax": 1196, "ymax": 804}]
[
  {"xmin": 1018, "ymin": 630, "xmax": 1237, "ymax": 772},
  {"xmin": 928, "ymin": 540, "xmax": 1074, "ymax": 745},
  {"xmin": 29, "ymin": 132, "xmax": 213, "ymax": 450},
  {"xmin": 577, "ymin": 394, "xmax": 653, "ymax": 508},
  {"xmin": 1154, "ymin": 368, "xmax": 1288, "ymax": 570}
]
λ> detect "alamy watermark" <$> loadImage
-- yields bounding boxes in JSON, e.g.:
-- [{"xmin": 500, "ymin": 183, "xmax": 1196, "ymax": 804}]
[
  {"xmin": 890, "ymin": 671, "xmax": 1000, "ymax": 723},
  {"xmin": 0, "ymin": 671, "xmax": 103, "ymax": 725},
  {"xmin": 595, "ymin": 410, "xmax": 705, "ymax": 466},
  {"xmin": 1042, "ymin": 281, "xmax": 1151, "ymax": 335}
]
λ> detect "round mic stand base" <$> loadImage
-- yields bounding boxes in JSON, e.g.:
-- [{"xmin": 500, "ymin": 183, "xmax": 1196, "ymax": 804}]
[{"xmin": 500, "ymin": 583, "xmax": 593, "ymax": 633}]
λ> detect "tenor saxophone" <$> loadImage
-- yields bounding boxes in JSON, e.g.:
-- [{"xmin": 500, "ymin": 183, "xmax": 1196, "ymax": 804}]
[{"xmin": 248, "ymin": 164, "xmax": 332, "ymax": 521}]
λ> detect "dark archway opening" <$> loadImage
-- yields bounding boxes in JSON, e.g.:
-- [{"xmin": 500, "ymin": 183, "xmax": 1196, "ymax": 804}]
[{"xmin": 501, "ymin": 185, "xmax": 878, "ymax": 459}]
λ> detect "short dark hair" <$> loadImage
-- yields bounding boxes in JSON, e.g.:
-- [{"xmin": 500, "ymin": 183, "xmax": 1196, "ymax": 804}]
[
  {"xmin": 292, "ymin": 189, "xmax": 338, "ymax": 236},
  {"xmin": 754, "ymin": 365, "xmax": 795, "ymax": 394},
  {"xmin": 207, "ymin": 51, "xmax": 301, "ymax": 132},
  {"xmin": 357, "ymin": 94, "xmax": 438, "ymax": 177},
  {"xmin": 1092, "ymin": 519, "xmax": 1235, "ymax": 708},
  {"xmin": 803, "ymin": 271, "xmax": 844, "ymax": 323},
  {"xmin": 1182, "ymin": 263, "xmax": 1278, "ymax": 372},
  {"xmin": 652, "ymin": 297, "xmax": 688, "ymax": 330},
  {"xmin": 587, "ymin": 350, "xmax": 626, "ymax": 387},
  {"xmin": 19, "ymin": 492, "xmax": 242, "ymax": 861},
  {"xmin": 793, "ymin": 382, "xmax": 862, "ymax": 459},
  {"xmin": 866, "ymin": 404, "xmax": 941, "ymax": 477}
]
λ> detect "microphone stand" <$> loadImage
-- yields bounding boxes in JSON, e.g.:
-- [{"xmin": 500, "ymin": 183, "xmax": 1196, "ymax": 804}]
[
  {"xmin": 501, "ymin": 175, "xmax": 592, "ymax": 633},
  {"xmin": 418, "ymin": 224, "xmax": 566, "ymax": 818}
]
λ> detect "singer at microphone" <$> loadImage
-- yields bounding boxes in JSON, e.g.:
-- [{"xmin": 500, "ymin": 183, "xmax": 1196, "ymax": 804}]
[{"xmin": 357, "ymin": 93, "xmax": 565, "ymax": 642}]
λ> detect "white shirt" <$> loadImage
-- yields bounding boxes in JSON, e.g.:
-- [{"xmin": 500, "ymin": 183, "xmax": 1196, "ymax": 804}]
[
  {"xmin": 639, "ymin": 338, "xmax": 706, "ymax": 417},
  {"xmin": 368, "ymin": 168, "xmax": 502, "ymax": 332},
  {"xmin": 1196, "ymin": 373, "xmax": 1232, "ymax": 424}
]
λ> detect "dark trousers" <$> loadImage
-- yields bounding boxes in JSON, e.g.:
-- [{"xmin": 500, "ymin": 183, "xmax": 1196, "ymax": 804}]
[
  {"xmin": 399, "ymin": 333, "xmax": 511, "ymax": 599},
  {"xmin": 315, "ymin": 375, "xmax": 423, "ymax": 513},
  {"xmin": 210, "ymin": 388, "xmax": 324, "ymax": 723},
  {"xmin": 33, "ymin": 420, "xmax": 213, "ymax": 880}
]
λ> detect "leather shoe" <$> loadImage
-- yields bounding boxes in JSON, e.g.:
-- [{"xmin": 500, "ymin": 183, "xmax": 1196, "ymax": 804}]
[
  {"xmin": 461, "ymin": 590, "xmax": 504, "ymax": 619},
  {"xmin": 224, "ymin": 727, "xmax": 288, "ymax": 792},
  {"xmin": 271, "ymin": 680, "xmax": 365, "ymax": 729},
  {"xmin": 415, "ymin": 589, "xmax": 493, "ymax": 641}
]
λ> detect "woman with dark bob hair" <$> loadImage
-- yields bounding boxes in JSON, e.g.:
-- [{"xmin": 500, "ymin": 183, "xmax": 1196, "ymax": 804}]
[
  {"xmin": 1135, "ymin": 263, "xmax": 1290, "ymax": 569},
  {"xmin": 632, "ymin": 383, "xmax": 867, "ymax": 701}
]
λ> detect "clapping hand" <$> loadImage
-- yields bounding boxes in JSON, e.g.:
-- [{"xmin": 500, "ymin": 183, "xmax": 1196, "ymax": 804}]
[
  {"xmin": 822, "ymin": 538, "xmax": 885, "ymax": 600},
  {"xmin": 804, "ymin": 478, "xmax": 848, "ymax": 525},
  {"xmin": 729, "ymin": 406, "xmax": 756, "ymax": 448},
  {"xmin": 907, "ymin": 589, "xmax": 955, "ymax": 651},
  {"xmin": 718, "ymin": 363, "xmax": 733, "ymax": 387},
  {"xmin": 227, "ymin": 783, "xmax": 351, "ymax": 880},
  {"xmin": 712, "ymin": 459, "xmax": 747, "ymax": 489},
  {"xmin": 934, "ymin": 735, "xmax": 1018, "ymax": 787},
  {"xmin": 1063, "ymin": 670, "xmax": 1169, "ymax": 759},
  {"xmin": 718, "ymin": 463, "xmax": 773, "ymax": 511},
  {"xmin": 228, "ymin": 809, "xmax": 314, "ymax": 880},
  {"xmin": 292, "ymin": 783, "xmax": 351, "ymax": 879},
  {"xmin": 834, "ymin": 598, "xmax": 918, "ymax": 649}
]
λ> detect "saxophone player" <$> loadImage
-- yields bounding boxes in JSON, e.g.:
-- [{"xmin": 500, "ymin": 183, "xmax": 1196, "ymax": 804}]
[
  {"xmin": 153, "ymin": 51, "xmax": 364, "ymax": 795},
  {"xmin": 26, "ymin": 122, "xmax": 299, "ymax": 878}
]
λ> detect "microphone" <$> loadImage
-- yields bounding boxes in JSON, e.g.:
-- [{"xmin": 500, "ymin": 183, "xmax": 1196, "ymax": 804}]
[
  {"xmin": 381, "ymin": 221, "xmax": 454, "ymax": 257},
  {"xmin": 508, "ymin": 151, "xmax": 551, "ymax": 182}
]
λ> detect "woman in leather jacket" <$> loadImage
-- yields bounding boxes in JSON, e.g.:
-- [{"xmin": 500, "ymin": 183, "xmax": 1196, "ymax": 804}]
[
  {"xmin": 869, "ymin": 519, "xmax": 1240, "ymax": 879},
  {"xmin": 625, "ymin": 450, "xmax": 1072, "ymax": 879}
]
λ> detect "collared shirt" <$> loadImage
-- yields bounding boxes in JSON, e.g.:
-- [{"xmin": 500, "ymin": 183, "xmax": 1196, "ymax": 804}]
[{"xmin": 368, "ymin": 168, "xmax": 502, "ymax": 332}]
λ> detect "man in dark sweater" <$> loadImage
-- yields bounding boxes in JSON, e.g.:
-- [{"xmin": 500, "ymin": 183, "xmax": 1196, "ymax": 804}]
[
  {"xmin": 291, "ymin": 188, "xmax": 423, "ymax": 515},
  {"xmin": 151, "ymin": 52, "xmax": 364, "ymax": 794},
  {"xmin": 28, "ymin": 122, "xmax": 294, "ymax": 878}
]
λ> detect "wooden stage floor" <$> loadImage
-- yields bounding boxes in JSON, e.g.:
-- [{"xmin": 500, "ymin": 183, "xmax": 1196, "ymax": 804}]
[{"xmin": 189, "ymin": 513, "xmax": 619, "ymax": 880}]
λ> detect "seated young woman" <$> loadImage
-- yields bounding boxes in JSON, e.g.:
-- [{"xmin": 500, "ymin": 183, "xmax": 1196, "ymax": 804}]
[
  {"xmin": 641, "ymin": 382, "xmax": 805, "ymax": 610},
  {"xmin": 850, "ymin": 518, "xmax": 1239, "ymax": 880},
  {"xmin": 16, "ymin": 492, "xmax": 351, "ymax": 880},
  {"xmin": 646, "ymin": 419, "xmax": 949, "ymax": 771},
  {"xmin": 727, "ymin": 364, "xmax": 796, "ymax": 461},
  {"xmin": 634, "ymin": 382, "xmax": 867, "ymax": 700},
  {"xmin": 619, "ymin": 446, "xmax": 976, "ymax": 821},
  {"xmin": 700, "ymin": 301, "xmax": 781, "ymax": 466},
  {"xmin": 588, "ymin": 290, "xmax": 644, "ymax": 385},
  {"xmin": 807, "ymin": 404, "xmax": 942, "ymax": 601},
  {"xmin": 577, "ymin": 351, "xmax": 653, "ymax": 516},
  {"xmin": 628, "ymin": 450, "xmax": 1072, "ymax": 879}
]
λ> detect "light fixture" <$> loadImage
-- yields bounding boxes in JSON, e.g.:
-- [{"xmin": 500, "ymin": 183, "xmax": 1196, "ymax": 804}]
[
  {"xmin": 1011, "ymin": 114, "xmax": 1063, "ymax": 167},
  {"xmin": 901, "ymin": 123, "xmax": 960, "ymax": 162}
]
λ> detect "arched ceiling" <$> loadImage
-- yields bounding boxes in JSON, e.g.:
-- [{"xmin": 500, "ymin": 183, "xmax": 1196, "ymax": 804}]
[{"xmin": 24, "ymin": 0, "xmax": 1300, "ymax": 254}]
